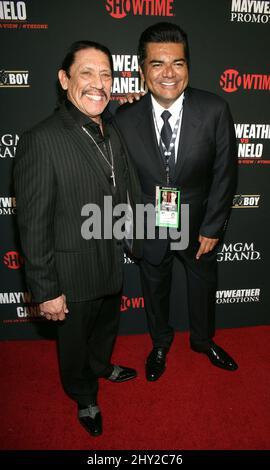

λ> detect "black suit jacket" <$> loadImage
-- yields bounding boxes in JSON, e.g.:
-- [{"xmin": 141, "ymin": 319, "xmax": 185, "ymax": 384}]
[
  {"xmin": 115, "ymin": 87, "xmax": 237, "ymax": 264},
  {"xmin": 14, "ymin": 102, "xmax": 141, "ymax": 303}
]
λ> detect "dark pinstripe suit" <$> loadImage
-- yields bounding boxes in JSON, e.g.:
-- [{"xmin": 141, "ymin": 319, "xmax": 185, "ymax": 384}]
[{"xmin": 14, "ymin": 101, "xmax": 141, "ymax": 404}]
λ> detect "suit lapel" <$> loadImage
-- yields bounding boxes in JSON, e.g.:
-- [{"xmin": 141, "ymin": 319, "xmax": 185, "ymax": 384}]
[
  {"xmin": 174, "ymin": 88, "xmax": 202, "ymax": 181},
  {"xmin": 135, "ymin": 95, "xmax": 167, "ymax": 180},
  {"xmin": 59, "ymin": 104, "xmax": 112, "ymax": 193},
  {"xmin": 134, "ymin": 92, "xmax": 203, "ymax": 184}
]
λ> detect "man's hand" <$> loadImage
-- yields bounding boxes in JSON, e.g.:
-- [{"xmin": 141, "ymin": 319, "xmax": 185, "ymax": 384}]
[
  {"xmin": 196, "ymin": 235, "xmax": 219, "ymax": 260},
  {"xmin": 39, "ymin": 294, "xmax": 69, "ymax": 321},
  {"xmin": 118, "ymin": 91, "xmax": 146, "ymax": 105}
]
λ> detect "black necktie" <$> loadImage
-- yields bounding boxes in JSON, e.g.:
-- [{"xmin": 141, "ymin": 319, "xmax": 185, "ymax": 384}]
[{"xmin": 160, "ymin": 110, "xmax": 175, "ymax": 178}]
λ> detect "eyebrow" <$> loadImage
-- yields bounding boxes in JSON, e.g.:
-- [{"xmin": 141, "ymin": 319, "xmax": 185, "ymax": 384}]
[
  {"xmin": 80, "ymin": 66, "xmax": 111, "ymax": 72},
  {"xmin": 149, "ymin": 58, "xmax": 186, "ymax": 64}
]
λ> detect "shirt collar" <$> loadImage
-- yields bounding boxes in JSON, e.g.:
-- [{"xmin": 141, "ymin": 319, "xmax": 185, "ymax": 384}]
[
  {"xmin": 151, "ymin": 92, "xmax": 185, "ymax": 120},
  {"xmin": 65, "ymin": 99, "xmax": 113, "ymax": 129}
]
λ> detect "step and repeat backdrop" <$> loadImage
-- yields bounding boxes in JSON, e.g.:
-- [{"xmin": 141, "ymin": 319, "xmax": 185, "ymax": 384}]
[{"xmin": 0, "ymin": 0, "xmax": 269, "ymax": 340}]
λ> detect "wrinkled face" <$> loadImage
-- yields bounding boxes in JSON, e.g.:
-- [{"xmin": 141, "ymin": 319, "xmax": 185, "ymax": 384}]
[
  {"xmin": 58, "ymin": 48, "xmax": 112, "ymax": 123},
  {"xmin": 140, "ymin": 42, "xmax": 189, "ymax": 108}
]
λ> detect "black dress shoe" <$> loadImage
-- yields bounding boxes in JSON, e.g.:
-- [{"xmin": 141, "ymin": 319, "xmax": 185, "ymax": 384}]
[
  {"xmin": 145, "ymin": 347, "xmax": 167, "ymax": 381},
  {"xmin": 191, "ymin": 341, "xmax": 238, "ymax": 371},
  {"xmin": 78, "ymin": 404, "xmax": 102, "ymax": 436},
  {"xmin": 107, "ymin": 365, "xmax": 137, "ymax": 383}
]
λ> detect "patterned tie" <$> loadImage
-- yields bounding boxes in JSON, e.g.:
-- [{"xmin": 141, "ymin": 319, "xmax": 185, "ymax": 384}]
[{"xmin": 160, "ymin": 110, "xmax": 175, "ymax": 178}]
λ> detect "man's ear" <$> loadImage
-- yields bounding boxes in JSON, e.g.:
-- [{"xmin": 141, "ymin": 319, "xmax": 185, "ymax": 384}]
[
  {"xmin": 139, "ymin": 66, "xmax": 145, "ymax": 83},
  {"xmin": 58, "ymin": 69, "xmax": 69, "ymax": 91}
]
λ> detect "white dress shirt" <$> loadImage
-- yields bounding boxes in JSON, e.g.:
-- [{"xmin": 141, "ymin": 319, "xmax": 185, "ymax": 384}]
[{"xmin": 151, "ymin": 93, "xmax": 184, "ymax": 163}]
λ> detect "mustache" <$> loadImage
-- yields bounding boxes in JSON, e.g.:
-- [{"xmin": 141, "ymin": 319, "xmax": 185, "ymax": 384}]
[{"xmin": 82, "ymin": 88, "xmax": 108, "ymax": 99}]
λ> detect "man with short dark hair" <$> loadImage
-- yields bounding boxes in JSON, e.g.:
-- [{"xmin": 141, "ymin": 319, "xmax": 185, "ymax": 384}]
[
  {"xmin": 115, "ymin": 22, "xmax": 238, "ymax": 381},
  {"xmin": 14, "ymin": 41, "xmax": 140, "ymax": 437}
]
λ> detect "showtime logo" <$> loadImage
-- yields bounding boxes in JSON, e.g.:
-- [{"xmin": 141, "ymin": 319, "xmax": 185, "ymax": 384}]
[
  {"xmin": 3, "ymin": 251, "xmax": 24, "ymax": 269},
  {"xmin": 105, "ymin": 0, "xmax": 174, "ymax": 19},
  {"xmin": 0, "ymin": 70, "xmax": 30, "ymax": 87},
  {"xmin": 121, "ymin": 295, "xmax": 144, "ymax": 312},
  {"xmin": 230, "ymin": 0, "xmax": 270, "ymax": 23},
  {"xmin": 0, "ymin": 133, "xmax": 19, "ymax": 158},
  {"xmin": 220, "ymin": 69, "xmax": 270, "ymax": 92}
]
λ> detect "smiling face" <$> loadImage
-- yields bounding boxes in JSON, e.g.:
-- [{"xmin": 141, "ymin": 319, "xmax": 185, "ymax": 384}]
[
  {"xmin": 58, "ymin": 48, "xmax": 112, "ymax": 124},
  {"xmin": 162, "ymin": 191, "xmax": 168, "ymax": 201},
  {"xmin": 171, "ymin": 192, "xmax": 177, "ymax": 203},
  {"xmin": 140, "ymin": 42, "xmax": 189, "ymax": 108}
]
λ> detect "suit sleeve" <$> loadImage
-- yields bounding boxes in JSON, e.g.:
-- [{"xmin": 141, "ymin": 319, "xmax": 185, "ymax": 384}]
[
  {"xmin": 112, "ymin": 119, "xmax": 143, "ymax": 260},
  {"xmin": 14, "ymin": 131, "xmax": 61, "ymax": 303},
  {"xmin": 199, "ymin": 102, "xmax": 238, "ymax": 238}
]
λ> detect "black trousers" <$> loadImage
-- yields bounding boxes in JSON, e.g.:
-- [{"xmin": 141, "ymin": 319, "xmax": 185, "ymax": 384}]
[
  {"xmin": 140, "ymin": 244, "xmax": 217, "ymax": 352},
  {"xmin": 57, "ymin": 292, "xmax": 121, "ymax": 407}
]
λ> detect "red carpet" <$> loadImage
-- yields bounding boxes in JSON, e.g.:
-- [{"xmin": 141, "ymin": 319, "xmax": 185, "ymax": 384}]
[{"xmin": 0, "ymin": 326, "xmax": 270, "ymax": 450}]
